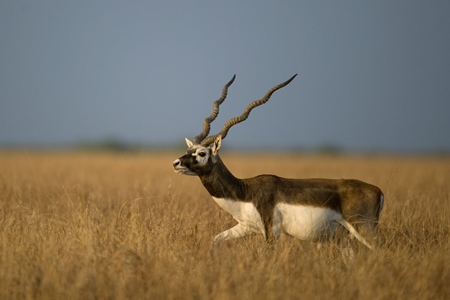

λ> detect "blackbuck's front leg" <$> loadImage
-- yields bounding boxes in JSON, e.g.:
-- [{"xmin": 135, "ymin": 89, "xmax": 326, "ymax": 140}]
[{"xmin": 213, "ymin": 223, "xmax": 258, "ymax": 246}]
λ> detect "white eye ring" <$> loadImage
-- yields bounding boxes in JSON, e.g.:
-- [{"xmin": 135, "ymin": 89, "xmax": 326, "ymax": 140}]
[{"xmin": 198, "ymin": 152, "xmax": 206, "ymax": 157}]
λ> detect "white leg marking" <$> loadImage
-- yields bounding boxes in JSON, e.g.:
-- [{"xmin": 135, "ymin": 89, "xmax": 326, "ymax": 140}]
[
  {"xmin": 336, "ymin": 217, "xmax": 373, "ymax": 250},
  {"xmin": 212, "ymin": 197, "xmax": 266, "ymax": 243},
  {"xmin": 213, "ymin": 223, "xmax": 256, "ymax": 246}
]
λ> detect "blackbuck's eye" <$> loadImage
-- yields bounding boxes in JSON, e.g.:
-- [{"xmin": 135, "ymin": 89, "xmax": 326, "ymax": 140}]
[{"xmin": 198, "ymin": 152, "xmax": 206, "ymax": 157}]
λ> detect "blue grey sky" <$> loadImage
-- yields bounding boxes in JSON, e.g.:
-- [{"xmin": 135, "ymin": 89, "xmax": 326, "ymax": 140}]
[{"xmin": 1, "ymin": 1, "xmax": 449, "ymax": 152}]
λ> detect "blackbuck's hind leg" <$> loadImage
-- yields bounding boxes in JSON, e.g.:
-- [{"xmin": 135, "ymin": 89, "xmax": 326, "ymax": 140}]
[
  {"xmin": 335, "ymin": 217, "xmax": 374, "ymax": 250},
  {"xmin": 213, "ymin": 223, "xmax": 256, "ymax": 246},
  {"xmin": 339, "ymin": 239, "xmax": 355, "ymax": 263}
]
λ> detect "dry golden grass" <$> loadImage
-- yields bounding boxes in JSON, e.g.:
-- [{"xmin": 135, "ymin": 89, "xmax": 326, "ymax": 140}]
[{"xmin": 0, "ymin": 150, "xmax": 449, "ymax": 299}]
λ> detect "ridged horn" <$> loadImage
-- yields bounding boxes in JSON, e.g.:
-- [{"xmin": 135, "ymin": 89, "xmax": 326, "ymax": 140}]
[
  {"xmin": 192, "ymin": 75, "xmax": 236, "ymax": 144},
  {"xmin": 200, "ymin": 74, "xmax": 297, "ymax": 146}
]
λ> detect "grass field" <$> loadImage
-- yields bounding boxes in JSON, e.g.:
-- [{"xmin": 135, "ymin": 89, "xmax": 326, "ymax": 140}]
[{"xmin": 0, "ymin": 150, "xmax": 449, "ymax": 299}]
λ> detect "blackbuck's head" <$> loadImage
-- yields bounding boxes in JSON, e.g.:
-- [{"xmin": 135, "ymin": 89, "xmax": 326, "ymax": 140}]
[{"xmin": 172, "ymin": 74, "xmax": 297, "ymax": 176}]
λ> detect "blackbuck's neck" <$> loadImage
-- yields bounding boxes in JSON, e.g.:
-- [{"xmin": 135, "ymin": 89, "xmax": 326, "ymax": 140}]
[{"xmin": 199, "ymin": 156, "xmax": 245, "ymax": 200}]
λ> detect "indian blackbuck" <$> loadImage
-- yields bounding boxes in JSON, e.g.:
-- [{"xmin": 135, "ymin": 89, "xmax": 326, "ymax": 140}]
[{"xmin": 173, "ymin": 74, "xmax": 384, "ymax": 249}]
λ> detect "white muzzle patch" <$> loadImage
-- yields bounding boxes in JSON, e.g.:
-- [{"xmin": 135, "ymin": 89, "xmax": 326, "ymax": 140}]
[{"xmin": 172, "ymin": 159, "xmax": 196, "ymax": 175}]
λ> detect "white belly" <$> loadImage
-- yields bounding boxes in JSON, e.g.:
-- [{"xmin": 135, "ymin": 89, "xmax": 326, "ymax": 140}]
[
  {"xmin": 211, "ymin": 198, "xmax": 342, "ymax": 241},
  {"xmin": 212, "ymin": 197, "xmax": 264, "ymax": 234},
  {"xmin": 275, "ymin": 203, "xmax": 341, "ymax": 240}
]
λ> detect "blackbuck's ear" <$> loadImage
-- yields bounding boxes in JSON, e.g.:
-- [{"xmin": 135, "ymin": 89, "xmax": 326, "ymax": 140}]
[
  {"xmin": 185, "ymin": 138, "xmax": 194, "ymax": 148},
  {"xmin": 212, "ymin": 135, "xmax": 222, "ymax": 155}
]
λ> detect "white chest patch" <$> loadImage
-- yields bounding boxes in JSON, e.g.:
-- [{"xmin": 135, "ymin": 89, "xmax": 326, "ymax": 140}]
[
  {"xmin": 275, "ymin": 203, "xmax": 341, "ymax": 240},
  {"xmin": 212, "ymin": 197, "xmax": 264, "ymax": 234}
]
